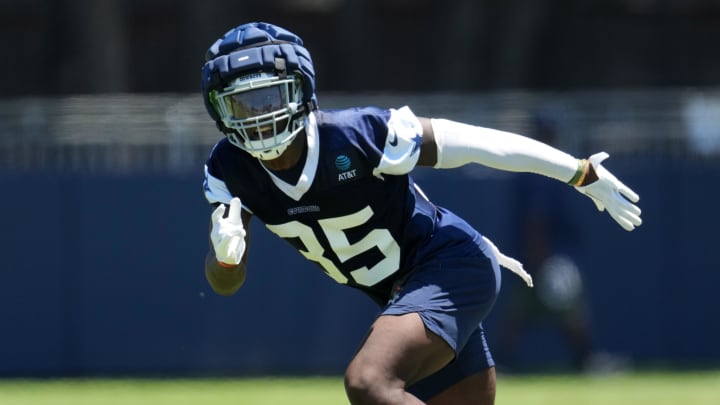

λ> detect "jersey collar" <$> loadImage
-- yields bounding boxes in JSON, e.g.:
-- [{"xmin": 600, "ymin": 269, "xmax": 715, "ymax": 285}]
[{"xmin": 260, "ymin": 112, "xmax": 319, "ymax": 201}]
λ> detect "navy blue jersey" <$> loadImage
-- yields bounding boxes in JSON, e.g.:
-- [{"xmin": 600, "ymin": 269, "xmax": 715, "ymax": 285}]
[{"xmin": 204, "ymin": 106, "xmax": 484, "ymax": 304}]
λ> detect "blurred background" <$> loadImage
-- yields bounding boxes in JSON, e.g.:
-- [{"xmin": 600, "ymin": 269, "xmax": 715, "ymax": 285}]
[{"xmin": 1, "ymin": 0, "xmax": 719, "ymax": 379}]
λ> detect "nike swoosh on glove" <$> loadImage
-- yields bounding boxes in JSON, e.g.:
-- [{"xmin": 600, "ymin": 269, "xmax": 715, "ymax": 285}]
[{"xmin": 575, "ymin": 152, "xmax": 642, "ymax": 231}]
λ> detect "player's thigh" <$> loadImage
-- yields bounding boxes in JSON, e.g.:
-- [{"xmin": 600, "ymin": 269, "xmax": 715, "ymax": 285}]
[
  {"xmin": 427, "ymin": 367, "xmax": 496, "ymax": 405},
  {"xmin": 347, "ymin": 313, "xmax": 456, "ymax": 387},
  {"xmin": 408, "ymin": 323, "xmax": 495, "ymax": 401}
]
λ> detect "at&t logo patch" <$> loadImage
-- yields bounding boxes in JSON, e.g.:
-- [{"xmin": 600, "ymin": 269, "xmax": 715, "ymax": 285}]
[{"xmin": 335, "ymin": 154, "xmax": 357, "ymax": 182}]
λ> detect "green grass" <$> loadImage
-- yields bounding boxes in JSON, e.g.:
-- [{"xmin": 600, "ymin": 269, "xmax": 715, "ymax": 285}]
[
  {"xmin": 497, "ymin": 371, "xmax": 720, "ymax": 404},
  {"xmin": 0, "ymin": 371, "xmax": 718, "ymax": 404}
]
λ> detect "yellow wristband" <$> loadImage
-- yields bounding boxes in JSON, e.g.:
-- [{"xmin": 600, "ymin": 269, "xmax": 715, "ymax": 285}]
[{"xmin": 568, "ymin": 159, "xmax": 589, "ymax": 186}]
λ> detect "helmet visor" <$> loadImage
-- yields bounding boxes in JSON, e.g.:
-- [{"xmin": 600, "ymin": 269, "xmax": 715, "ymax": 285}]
[{"xmin": 220, "ymin": 84, "xmax": 288, "ymax": 120}]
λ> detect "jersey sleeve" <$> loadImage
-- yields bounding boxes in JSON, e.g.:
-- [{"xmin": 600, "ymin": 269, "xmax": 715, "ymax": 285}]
[
  {"xmin": 203, "ymin": 141, "xmax": 256, "ymax": 214},
  {"xmin": 372, "ymin": 106, "xmax": 424, "ymax": 176},
  {"xmin": 203, "ymin": 163, "xmax": 233, "ymax": 205}
]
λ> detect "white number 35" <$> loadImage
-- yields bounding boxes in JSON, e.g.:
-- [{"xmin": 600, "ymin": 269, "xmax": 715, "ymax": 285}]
[{"xmin": 266, "ymin": 206, "xmax": 400, "ymax": 287}]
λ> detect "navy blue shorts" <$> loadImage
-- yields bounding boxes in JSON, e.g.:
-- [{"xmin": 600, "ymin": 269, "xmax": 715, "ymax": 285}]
[{"xmin": 380, "ymin": 255, "xmax": 502, "ymax": 400}]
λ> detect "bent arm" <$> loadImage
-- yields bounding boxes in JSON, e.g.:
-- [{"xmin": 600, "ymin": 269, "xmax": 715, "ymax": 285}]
[
  {"xmin": 416, "ymin": 117, "xmax": 594, "ymax": 184},
  {"xmin": 205, "ymin": 206, "xmax": 252, "ymax": 296}
]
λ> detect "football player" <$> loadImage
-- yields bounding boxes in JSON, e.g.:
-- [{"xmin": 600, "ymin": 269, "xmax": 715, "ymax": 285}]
[{"xmin": 201, "ymin": 22, "xmax": 642, "ymax": 405}]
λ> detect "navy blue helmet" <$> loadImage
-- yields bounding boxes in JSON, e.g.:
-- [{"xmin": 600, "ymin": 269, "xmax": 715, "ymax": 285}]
[{"xmin": 201, "ymin": 22, "xmax": 317, "ymax": 159}]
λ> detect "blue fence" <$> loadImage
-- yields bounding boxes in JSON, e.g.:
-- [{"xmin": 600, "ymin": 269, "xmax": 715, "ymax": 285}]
[{"xmin": 1, "ymin": 156, "xmax": 718, "ymax": 377}]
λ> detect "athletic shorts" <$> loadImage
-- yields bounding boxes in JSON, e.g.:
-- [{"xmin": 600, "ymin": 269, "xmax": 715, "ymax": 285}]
[{"xmin": 380, "ymin": 255, "xmax": 502, "ymax": 401}]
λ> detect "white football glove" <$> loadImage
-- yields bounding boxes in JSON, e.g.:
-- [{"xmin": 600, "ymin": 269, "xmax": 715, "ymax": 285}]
[
  {"xmin": 575, "ymin": 152, "xmax": 642, "ymax": 231},
  {"xmin": 210, "ymin": 197, "xmax": 247, "ymax": 265}
]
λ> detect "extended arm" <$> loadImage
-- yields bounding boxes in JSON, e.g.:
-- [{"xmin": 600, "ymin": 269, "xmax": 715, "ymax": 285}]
[
  {"xmin": 418, "ymin": 118, "xmax": 582, "ymax": 181},
  {"xmin": 416, "ymin": 117, "xmax": 641, "ymax": 231},
  {"xmin": 205, "ymin": 197, "xmax": 252, "ymax": 296}
]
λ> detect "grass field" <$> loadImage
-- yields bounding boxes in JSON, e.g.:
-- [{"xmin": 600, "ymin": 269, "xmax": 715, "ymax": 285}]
[{"xmin": 1, "ymin": 371, "xmax": 719, "ymax": 404}]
